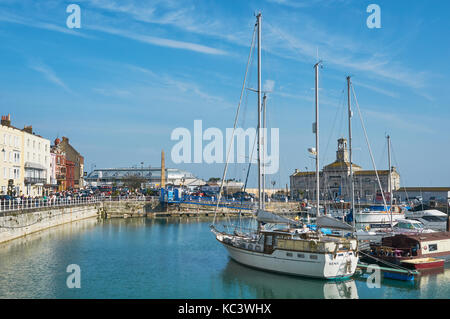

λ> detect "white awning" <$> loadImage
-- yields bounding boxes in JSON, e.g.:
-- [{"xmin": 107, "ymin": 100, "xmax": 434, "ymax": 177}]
[{"xmin": 24, "ymin": 162, "xmax": 47, "ymax": 170}]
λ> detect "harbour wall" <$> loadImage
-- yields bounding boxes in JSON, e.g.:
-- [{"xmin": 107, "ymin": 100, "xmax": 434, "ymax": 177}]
[
  {"xmin": 0, "ymin": 199, "xmax": 303, "ymax": 243},
  {"xmin": 0, "ymin": 203, "xmax": 101, "ymax": 244}
]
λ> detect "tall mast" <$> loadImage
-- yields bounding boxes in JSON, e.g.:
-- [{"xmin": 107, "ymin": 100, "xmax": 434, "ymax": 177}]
[
  {"xmin": 257, "ymin": 12, "xmax": 263, "ymax": 210},
  {"xmin": 387, "ymin": 134, "xmax": 393, "ymax": 229},
  {"xmin": 314, "ymin": 62, "xmax": 321, "ymax": 217},
  {"xmin": 262, "ymin": 93, "xmax": 267, "ymax": 209},
  {"xmin": 347, "ymin": 76, "xmax": 355, "ymax": 230}
]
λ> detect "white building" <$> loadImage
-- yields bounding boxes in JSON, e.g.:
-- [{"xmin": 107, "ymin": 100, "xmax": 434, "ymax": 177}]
[
  {"xmin": 290, "ymin": 138, "xmax": 400, "ymax": 202},
  {"xmin": 1, "ymin": 115, "xmax": 23, "ymax": 195},
  {"xmin": 21, "ymin": 126, "xmax": 51, "ymax": 197}
]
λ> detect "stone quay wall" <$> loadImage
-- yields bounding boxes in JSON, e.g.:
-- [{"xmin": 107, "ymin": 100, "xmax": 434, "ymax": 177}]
[{"xmin": 0, "ymin": 203, "xmax": 101, "ymax": 244}]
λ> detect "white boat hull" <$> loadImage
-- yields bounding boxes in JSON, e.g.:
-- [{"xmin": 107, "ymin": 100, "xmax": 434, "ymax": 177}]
[
  {"xmin": 220, "ymin": 241, "xmax": 358, "ymax": 280},
  {"xmin": 355, "ymin": 212, "xmax": 404, "ymax": 225}
]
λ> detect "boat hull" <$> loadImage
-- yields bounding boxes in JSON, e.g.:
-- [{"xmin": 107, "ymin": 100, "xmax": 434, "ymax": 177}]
[
  {"xmin": 401, "ymin": 258, "xmax": 445, "ymax": 270},
  {"xmin": 355, "ymin": 212, "xmax": 405, "ymax": 228},
  {"xmin": 221, "ymin": 241, "xmax": 358, "ymax": 280}
]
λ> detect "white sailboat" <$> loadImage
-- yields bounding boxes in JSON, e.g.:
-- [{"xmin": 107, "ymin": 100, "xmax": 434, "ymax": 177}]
[
  {"xmin": 211, "ymin": 13, "xmax": 358, "ymax": 280},
  {"xmin": 344, "ymin": 81, "xmax": 404, "ymax": 230}
]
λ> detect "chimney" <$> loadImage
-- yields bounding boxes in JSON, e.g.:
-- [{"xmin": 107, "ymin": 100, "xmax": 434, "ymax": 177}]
[
  {"xmin": 1, "ymin": 114, "xmax": 11, "ymax": 126},
  {"xmin": 23, "ymin": 125, "xmax": 33, "ymax": 134},
  {"xmin": 62, "ymin": 136, "xmax": 69, "ymax": 143}
]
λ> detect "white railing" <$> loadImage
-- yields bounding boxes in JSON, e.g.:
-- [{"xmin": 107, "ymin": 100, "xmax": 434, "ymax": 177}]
[{"xmin": 0, "ymin": 195, "xmax": 158, "ymax": 214}]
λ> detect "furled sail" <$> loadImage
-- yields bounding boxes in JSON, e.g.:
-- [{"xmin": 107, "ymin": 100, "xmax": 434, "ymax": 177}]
[
  {"xmin": 316, "ymin": 215, "xmax": 353, "ymax": 231},
  {"xmin": 256, "ymin": 209, "xmax": 301, "ymax": 226}
]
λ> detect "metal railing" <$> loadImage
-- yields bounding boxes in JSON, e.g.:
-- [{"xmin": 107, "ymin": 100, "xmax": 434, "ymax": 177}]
[
  {"xmin": 24, "ymin": 177, "xmax": 47, "ymax": 184},
  {"xmin": 0, "ymin": 195, "xmax": 158, "ymax": 214}
]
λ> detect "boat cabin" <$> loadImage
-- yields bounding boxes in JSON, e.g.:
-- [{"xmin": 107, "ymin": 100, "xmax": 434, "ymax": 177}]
[{"xmin": 370, "ymin": 232, "xmax": 450, "ymax": 262}]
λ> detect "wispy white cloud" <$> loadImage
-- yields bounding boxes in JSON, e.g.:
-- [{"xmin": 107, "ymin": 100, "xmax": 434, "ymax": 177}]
[
  {"xmin": 0, "ymin": 11, "xmax": 92, "ymax": 38},
  {"xmin": 89, "ymin": 62, "xmax": 234, "ymax": 110},
  {"xmin": 364, "ymin": 109, "xmax": 435, "ymax": 135},
  {"xmin": 92, "ymin": 88, "xmax": 131, "ymax": 98},
  {"xmin": 87, "ymin": 24, "xmax": 227, "ymax": 55},
  {"xmin": 263, "ymin": 18, "xmax": 429, "ymax": 91},
  {"xmin": 82, "ymin": 0, "xmax": 249, "ymax": 44},
  {"xmin": 352, "ymin": 80, "xmax": 399, "ymax": 99},
  {"xmin": 28, "ymin": 62, "xmax": 71, "ymax": 93},
  {"xmin": 266, "ymin": 0, "xmax": 350, "ymax": 8}
]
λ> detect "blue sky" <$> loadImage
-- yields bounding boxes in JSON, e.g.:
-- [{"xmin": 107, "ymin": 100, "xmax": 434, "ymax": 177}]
[{"xmin": 0, "ymin": 0, "xmax": 449, "ymax": 187}]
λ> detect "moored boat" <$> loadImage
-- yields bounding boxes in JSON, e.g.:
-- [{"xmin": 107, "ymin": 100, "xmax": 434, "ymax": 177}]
[
  {"xmin": 400, "ymin": 258, "xmax": 444, "ymax": 270},
  {"xmin": 210, "ymin": 13, "xmax": 359, "ymax": 280},
  {"xmin": 367, "ymin": 232, "xmax": 450, "ymax": 267}
]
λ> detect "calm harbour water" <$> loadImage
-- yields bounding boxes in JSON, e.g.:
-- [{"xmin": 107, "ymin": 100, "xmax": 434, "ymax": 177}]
[{"xmin": 0, "ymin": 217, "xmax": 449, "ymax": 299}]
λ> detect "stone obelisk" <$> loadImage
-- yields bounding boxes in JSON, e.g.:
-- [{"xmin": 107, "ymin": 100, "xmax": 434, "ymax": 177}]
[{"xmin": 161, "ymin": 150, "xmax": 165, "ymax": 189}]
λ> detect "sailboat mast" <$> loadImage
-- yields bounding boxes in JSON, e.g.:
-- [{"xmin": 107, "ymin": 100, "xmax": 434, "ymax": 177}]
[
  {"xmin": 387, "ymin": 134, "xmax": 393, "ymax": 229},
  {"xmin": 347, "ymin": 76, "xmax": 356, "ymax": 230},
  {"xmin": 314, "ymin": 62, "xmax": 321, "ymax": 217},
  {"xmin": 263, "ymin": 93, "xmax": 267, "ymax": 209},
  {"xmin": 257, "ymin": 13, "xmax": 263, "ymax": 210}
]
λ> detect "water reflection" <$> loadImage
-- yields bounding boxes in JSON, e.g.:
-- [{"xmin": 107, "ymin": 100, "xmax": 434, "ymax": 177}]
[
  {"xmin": 0, "ymin": 218, "xmax": 99, "ymax": 298},
  {"xmin": 220, "ymin": 259, "xmax": 358, "ymax": 299}
]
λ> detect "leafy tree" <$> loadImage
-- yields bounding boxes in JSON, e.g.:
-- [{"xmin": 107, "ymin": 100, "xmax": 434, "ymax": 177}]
[{"xmin": 122, "ymin": 175, "xmax": 146, "ymax": 190}]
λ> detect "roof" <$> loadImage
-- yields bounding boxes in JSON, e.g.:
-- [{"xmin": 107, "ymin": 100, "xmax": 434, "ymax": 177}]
[
  {"xmin": 85, "ymin": 167, "xmax": 196, "ymax": 180},
  {"xmin": 291, "ymin": 171, "xmax": 316, "ymax": 177},
  {"xmin": 324, "ymin": 161, "xmax": 361, "ymax": 170},
  {"xmin": 383, "ymin": 232, "xmax": 450, "ymax": 244}
]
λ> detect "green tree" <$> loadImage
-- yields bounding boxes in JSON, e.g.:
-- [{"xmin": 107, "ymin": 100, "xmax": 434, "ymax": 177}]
[{"xmin": 122, "ymin": 175, "xmax": 146, "ymax": 190}]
